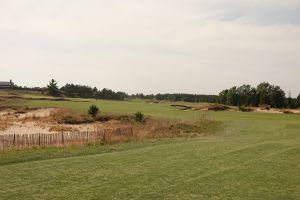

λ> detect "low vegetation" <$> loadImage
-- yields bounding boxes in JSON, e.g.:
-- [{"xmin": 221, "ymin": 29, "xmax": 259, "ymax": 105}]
[
  {"xmin": 50, "ymin": 108, "xmax": 220, "ymax": 140},
  {"xmin": 207, "ymin": 104, "xmax": 230, "ymax": 111},
  {"xmin": 134, "ymin": 111, "xmax": 144, "ymax": 122},
  {"xmin": 238, "ymin": 106, "xmax": 253, "ymax": 112},
  {"xmin": 88, "ymin": 105, "xmax": 99, "ymax": 117},
  {"xmin": 49, "ymin": 109, "xmax": 135, "ymax": 124}
]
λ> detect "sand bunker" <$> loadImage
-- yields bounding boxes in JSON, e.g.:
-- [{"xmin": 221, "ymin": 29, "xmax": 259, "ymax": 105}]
[{"xmin": 0, "ymin": 108, "xmax": 122, "ymax": 134}]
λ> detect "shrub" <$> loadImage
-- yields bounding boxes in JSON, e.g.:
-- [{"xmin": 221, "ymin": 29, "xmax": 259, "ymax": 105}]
[
  {"xmin": 283, "ymin": 110, "xmax": 292, "ymax": 114},
  {"xmin": 47, "ymin": 79, "xmax": 60, "ymax": 97},
  {"xmin": 207, "ymin": 104, "xmax": 230, "ymax": 111},
  {"xmin": 260, "ymin": 104, "xmax": 271, "ymax": 110},
  {"xmin": 88, "ymin": 105, "xmax": 99, "ymax": 117},
  {"xmin": 238, "ymin": 106, "xmax": 253, "ymax": 112},
  {"xmin": 134, "ymin": 111, "xmax": 144, "ymax": 122}
]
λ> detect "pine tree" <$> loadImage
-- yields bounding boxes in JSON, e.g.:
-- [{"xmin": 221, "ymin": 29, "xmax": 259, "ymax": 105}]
[{"xmin": 47, "ymin": 79, "xmax": 60, "ymax": 96}]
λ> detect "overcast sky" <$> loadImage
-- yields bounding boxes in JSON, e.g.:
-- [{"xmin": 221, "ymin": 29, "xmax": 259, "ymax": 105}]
[{"xmin": 0, "ymin": 0, "xmax": 299, "ymax": 96}]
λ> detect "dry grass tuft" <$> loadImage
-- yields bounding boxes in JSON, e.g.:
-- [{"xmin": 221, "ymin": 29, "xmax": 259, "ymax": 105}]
[{"xmin": 49, "ymin": 125, "xmax": 79, "ymax": 133}]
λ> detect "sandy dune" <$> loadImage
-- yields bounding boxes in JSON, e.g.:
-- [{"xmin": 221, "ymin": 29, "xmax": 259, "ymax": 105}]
[{"xmin": 0, "ymin": 108, "xmax": 116, "ymax": 134}]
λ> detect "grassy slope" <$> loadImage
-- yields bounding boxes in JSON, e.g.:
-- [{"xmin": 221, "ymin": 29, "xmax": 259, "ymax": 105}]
[{"xmin": 0, "ymin": 97, "xmax": 300, "ymax": 199}]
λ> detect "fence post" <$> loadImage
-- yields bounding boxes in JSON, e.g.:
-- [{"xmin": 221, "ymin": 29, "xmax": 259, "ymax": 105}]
[
  {"xmin": 13, "ymin": 134, "xmax": 16, "ymax": 146},
  {"xmin": 38, "ymin": 133, "xmax": 41, "ymax": 147},
  {"xmin": 61, "ymin": 133, "xmax": 64, "ymax": 145}
]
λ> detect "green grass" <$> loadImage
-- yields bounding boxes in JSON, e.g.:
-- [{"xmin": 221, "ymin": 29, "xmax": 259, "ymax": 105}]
[{"xmin": 1, "ymin": 97, "xmax": 300, "ymax": 199}]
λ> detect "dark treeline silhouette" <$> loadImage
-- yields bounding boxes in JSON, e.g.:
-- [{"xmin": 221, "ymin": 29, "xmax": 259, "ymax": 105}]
[
  {"xmin": 219, "ymin": 82, "xmax": 300, "ymax": 108},
  {"xmin": 45, "ymin": 80, "xmax": 127, "ymax": 100},
  {"xmin": 7, "ymin": 79, "xmax": 300, "ymax": 107},
  {"xmin": 60, "ymin": 84, "xmax": 127, "ymax": 100},
  {"xmin": 48, "ymin": 79, "xmax": 218, "ymax": 102},
  {"xmin": 132, "ymin": 93, "xmax": 218, "ymax": 103}
]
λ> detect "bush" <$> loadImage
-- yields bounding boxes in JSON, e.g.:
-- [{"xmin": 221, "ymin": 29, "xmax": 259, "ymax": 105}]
[
  {"xmin": 134, "ymin": 111, "xmax": 144, "ymax": 122},
  {"xmin": 282, "ymin": 110, "xmax": 292, "ymax": 114},
  {"xmin": 260, "ymin": 104, "xmax": 271, "ymax": 110},
  {"xmin": 207, "ymin": 104, "xmax": 230, "ymax": 111},
  {"xmin": 88, "ymin": 105, "xmax": 99, "ymax": 117},
  {"xmin": 238, "ymin": 106, "xmax": 253, "ymax": 112}
]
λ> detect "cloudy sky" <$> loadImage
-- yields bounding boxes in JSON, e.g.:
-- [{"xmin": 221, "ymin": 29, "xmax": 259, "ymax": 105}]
[{"xmin": 0, "ymin": 0, "xmax": 299, "ymax": 96}]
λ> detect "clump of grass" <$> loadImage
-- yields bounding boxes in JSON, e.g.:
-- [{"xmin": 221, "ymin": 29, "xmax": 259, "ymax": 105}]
[{"xmin": 134, "ymin": 111, "xmax": 144, "ymax": 123}]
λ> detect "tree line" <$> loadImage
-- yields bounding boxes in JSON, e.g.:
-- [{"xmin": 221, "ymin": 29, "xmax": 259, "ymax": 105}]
[
  {"xmin": 47, "ymin": 79, "xmax": 218, "ymax": 102},
  {"xmin": 132, "ymin": 93, "xmax": 218, "ymax": 103},
  {"xmin": 47, "ymin": 79, "xmax": 127, "ymax": 100},
  {"xmin": 218, "ymin": 82, "xmax": 300, "ymax": 108},
  {"xmin": 10, "ymin": 79, "xmax": 300, "ymax": 107}
]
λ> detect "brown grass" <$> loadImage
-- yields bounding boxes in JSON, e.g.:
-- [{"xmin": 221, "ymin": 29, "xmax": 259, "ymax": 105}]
[
  {"xmin": 1, "ymin": 107, "xmax": 222, "ymax": 147},
  {"xmin": 49, "ymin": 125, "xmax": 79, "ymax": 133},
  {"xmin": 0, "ymin": 121, "xmax": 13, "ymax": 131},
  {"xmin": 132, "ymin": 112, "xmax": 221, "ymax": 139},
  {"xmin": 47, "ymin": 109, "xmax": 135, "ymax": 124}
]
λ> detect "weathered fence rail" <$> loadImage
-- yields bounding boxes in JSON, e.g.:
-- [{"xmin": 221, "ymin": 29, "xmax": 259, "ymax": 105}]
[{"xmin": 0, "ymin": 127, "xmax": 133, "ymax": 150}]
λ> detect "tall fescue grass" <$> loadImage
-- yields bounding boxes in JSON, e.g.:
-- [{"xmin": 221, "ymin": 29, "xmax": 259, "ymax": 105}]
[
  {"xmin": 48, "ymin": 109, "xmax": 135, "ymax": 124},
  {"xmin": 133, "ymin": 112, "xmax": 221, "ymax": 139}
]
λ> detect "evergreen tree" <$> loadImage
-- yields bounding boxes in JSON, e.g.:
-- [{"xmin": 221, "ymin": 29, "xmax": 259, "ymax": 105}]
[
  {"xmin": 297, "ymin": 94, "xmax": 300, "ymax": 108},
  {"xmin": 47, "ymin": 79, "xmax": 60, "ymax": 96}
]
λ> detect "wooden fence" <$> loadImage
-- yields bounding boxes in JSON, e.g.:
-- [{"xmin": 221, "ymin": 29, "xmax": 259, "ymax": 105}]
[{"xmin": 0, "ymin": 127, "xmax": 133, "ymax": 150}]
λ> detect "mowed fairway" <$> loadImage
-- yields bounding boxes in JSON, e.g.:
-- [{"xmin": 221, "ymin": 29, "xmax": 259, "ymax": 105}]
[{"xmin": 1, "ymin": 99, "xmax": 300, "ymax": 199}]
